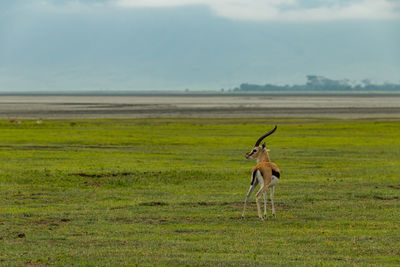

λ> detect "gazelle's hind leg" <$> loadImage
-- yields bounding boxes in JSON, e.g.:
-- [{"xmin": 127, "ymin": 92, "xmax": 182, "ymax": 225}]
[
  {"xmin": 263, "ymin": 192, "xmax": 267, "ymax": 219},
  {"xmin": 255, "ymin": 184, "xmax": 269, "ymax": 221},
  {"xmin": 242, "ymin": 180, "xmax": 258, "ymax": 219},
  {"xmin": 255, "ymin": 169, "xmax": 273, "ymax": 221},
  {"xmin": 270, "ymin": 185, "xmax": 276, "ymax": 217}
]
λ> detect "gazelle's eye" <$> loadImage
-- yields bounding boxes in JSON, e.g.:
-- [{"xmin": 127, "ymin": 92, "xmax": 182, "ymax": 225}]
[{"xmin": 252, "ymin": 149, "xmax": 257, "ymax": 153}]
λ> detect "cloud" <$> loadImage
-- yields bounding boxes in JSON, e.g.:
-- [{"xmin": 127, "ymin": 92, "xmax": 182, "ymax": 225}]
[{"xmin": 116, "ymin": 0, "xmax": 400, "ymax": 21}]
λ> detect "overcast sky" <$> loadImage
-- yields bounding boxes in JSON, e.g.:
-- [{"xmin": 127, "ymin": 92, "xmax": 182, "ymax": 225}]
[{"xmin": 0, "ymin": 0, "xmax": 399, "ymax": 91}]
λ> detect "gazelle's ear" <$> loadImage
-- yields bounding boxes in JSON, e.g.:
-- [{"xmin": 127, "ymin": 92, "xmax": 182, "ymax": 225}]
[{"xmin": 262, "ymin": 142, "xmax": 266, "ymax": 149}]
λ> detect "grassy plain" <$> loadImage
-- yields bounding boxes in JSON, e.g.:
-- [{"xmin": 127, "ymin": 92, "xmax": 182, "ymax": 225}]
[{"xmin": 0, "ymin": 118, "xmax": 399, "ymax": 266}]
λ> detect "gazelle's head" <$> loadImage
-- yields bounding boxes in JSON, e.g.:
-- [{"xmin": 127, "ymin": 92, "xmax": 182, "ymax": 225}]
[{"xmin": 245, "ymin": 125, "xmax": 277, "ymax": 161}]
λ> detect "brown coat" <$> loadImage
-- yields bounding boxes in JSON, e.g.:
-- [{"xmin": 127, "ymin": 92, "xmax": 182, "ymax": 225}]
[{"xmin": 252, "ymin": 162, "xmax": 280, "ymax": 186}]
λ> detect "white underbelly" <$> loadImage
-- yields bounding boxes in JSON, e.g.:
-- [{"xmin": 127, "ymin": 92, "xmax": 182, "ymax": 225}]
[
  {"xmin": 255, "ymin": 171, "xmax": 279, "ymax": 187},
  {"xmin": 269, "ymin": 176, "xmax": 279, "ymax": 187}
]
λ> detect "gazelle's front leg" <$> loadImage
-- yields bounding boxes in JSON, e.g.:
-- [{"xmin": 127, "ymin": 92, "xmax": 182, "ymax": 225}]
[{"xmin": 242, "ymin": 181, "xmax": 257, "ymax": 219}]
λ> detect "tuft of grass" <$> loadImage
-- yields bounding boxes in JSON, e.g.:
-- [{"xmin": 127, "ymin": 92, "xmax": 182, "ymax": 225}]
[{"xmin": 0, "ymin": 118, "xmax": 399, "ymax": 265}]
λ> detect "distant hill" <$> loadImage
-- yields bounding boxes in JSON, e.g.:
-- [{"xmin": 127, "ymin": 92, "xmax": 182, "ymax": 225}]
[{"xmin": 233, "ymin": 76, "xmax": 400, "ymax": 92}]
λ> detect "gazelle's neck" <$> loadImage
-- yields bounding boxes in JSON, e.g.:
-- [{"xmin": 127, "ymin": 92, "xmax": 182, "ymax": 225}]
[{"xmin": 257, "ymin": 150, "xmax": 270, "ymax": 163}]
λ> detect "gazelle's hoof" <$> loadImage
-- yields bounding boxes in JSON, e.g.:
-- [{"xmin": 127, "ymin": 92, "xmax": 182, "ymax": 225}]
[
  {"xmin": 241, "ymin": 216, "xmax": 245, "ymax": 220},
  {"xmin": 259, "ymin": 217, "xmax": 264, "ymax": 221},
  {"xmin": 263, "ymin": 214, "xmax": 267, "ymax": 219}
]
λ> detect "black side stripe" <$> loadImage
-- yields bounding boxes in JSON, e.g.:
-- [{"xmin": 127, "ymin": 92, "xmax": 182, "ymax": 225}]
[
  {"xmin": 272, "ymin": 169, "xmax": 280, "ymax": 179},
  {"xmin": 251, "ymin": 170, "xmax": 258, "ymax": 185}
]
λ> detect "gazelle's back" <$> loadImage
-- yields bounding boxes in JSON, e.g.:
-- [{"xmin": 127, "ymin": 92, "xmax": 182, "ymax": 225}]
[{"xmin": 252, "ymin": 161, "xmax": 281, "ymax": 178}]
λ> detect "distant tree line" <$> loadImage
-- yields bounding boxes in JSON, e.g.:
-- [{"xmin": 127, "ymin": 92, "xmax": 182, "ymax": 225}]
[{"xmin": 233, "ymin": 75, "xmax": 400, "ymax": 92}]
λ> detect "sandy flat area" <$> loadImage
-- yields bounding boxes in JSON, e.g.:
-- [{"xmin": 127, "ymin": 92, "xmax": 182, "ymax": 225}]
[{"xmin": 1, "ymin": 94, "xmax": 400, "ymax": 118}]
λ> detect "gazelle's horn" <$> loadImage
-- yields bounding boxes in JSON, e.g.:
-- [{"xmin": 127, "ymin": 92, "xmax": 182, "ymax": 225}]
[{"xmin": 254, "ymin": 125, "xmax": 277, "ymax": 146}]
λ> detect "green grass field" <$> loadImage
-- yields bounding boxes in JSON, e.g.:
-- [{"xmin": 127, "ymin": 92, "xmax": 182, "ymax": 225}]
[{"xmin": 0, "ymin": 118, "xmax": 399, "ymax": 266}]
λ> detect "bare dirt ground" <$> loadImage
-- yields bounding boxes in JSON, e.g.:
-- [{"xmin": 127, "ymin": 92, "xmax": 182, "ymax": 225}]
[{"xmin": 1, "ymin": 94, "xmax": 400, "ymax": 118}]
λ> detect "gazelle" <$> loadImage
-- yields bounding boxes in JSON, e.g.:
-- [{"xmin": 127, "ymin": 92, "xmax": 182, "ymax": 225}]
[{"xmin": 242, "ymin": 125, "xmax": 280, "ymax": 221}]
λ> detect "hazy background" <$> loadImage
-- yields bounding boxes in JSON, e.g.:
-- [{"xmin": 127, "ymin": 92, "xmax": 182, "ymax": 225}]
[{"xmin": 1, "ymin": 0, "xmax": 399, "ymax": 91}]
